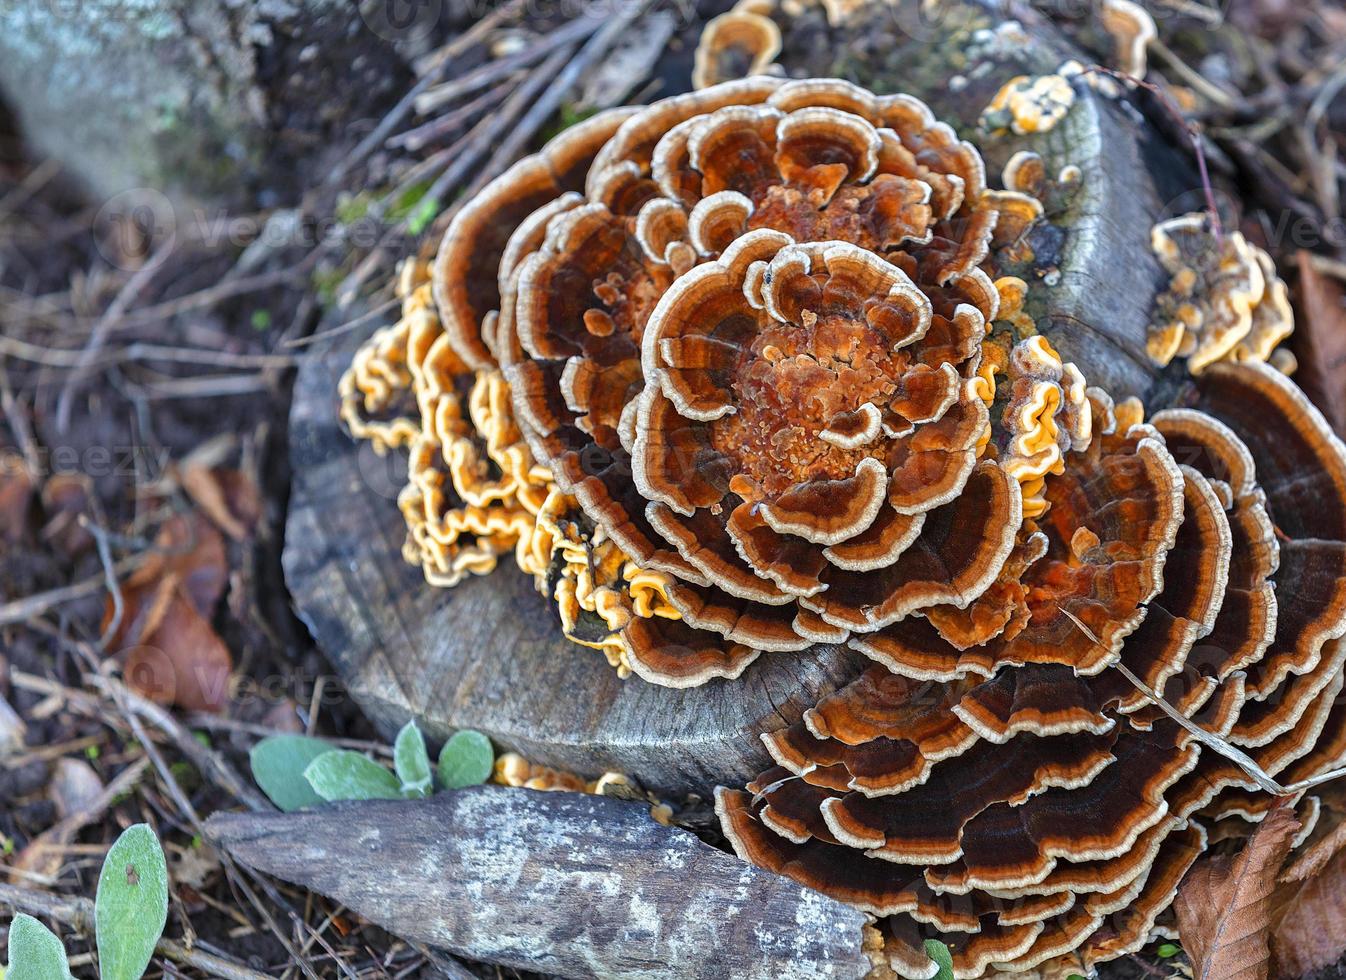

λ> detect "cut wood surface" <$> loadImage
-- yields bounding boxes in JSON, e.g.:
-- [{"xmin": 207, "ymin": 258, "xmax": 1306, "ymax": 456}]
[
  {"xmin": 283, "ymin": 0, "xmax": 1195, "ymax": 796},
  {"xmin": 205, "ymin": 787, "xmax": 871, "ymax": 980}
]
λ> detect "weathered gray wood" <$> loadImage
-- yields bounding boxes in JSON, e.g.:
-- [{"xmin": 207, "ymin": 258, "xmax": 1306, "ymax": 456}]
[
  {"xmin": 283, "ymin": 1, "xmax": 1196, "ymax": 797},
  {"xmin": 205, "ymin": 787, "xmax": 871, "ymax": 980}
]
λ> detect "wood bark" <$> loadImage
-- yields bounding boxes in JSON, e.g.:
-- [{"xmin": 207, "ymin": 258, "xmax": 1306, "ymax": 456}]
[
  {"xmin": 205, "ymin": 787, "xmax": 872, "ymax": 980},
  {"xmin": 286, "ymin": 346, "xmax": 863, "ymax": 794}
]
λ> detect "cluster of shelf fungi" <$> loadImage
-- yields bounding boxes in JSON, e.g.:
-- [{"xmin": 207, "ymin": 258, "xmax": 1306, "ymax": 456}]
[{"xmin": 265, "ymin": 2, "xmax": 1346, "ymax": 977}]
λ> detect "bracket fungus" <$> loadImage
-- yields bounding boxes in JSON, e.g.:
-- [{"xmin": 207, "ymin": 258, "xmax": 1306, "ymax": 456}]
[
  {"xmin": 692, "ymin": 8, "xmax": 782, "ymax": 91},
  {"xmin": 1147, "ymin": 213, "xmax": 1295, "ymax": 373},
  {"xmin": 340, "ymin": 72, "xmax": 1346, "ymax": 978},
  {"xmin": 1097, "ymin": 0, "xmax": 1157, "ymax": 80},
  {"xmin": 979, "ymin": 74, "xmax": 1075, "ymax": 137}
]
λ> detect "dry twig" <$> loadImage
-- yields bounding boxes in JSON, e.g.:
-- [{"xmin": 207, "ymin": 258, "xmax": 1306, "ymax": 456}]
[{"xmin": 1062, "ymin": 609, "xmax": 1346, "ymax": 797}]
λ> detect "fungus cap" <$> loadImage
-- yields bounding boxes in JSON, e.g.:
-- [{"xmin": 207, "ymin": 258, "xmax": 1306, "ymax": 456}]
[{"xmin": 341, "ymin": 69, "xmax": 1346, "ymax": 978}]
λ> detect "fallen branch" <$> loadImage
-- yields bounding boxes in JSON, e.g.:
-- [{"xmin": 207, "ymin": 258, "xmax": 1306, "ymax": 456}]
[
  {"xmin": 206, "ymin": 789, "xmax": 871, "ymax": 980},
  {"xmin": 0, "ymin": 336, "xmax": 302, "ymax": 371}
]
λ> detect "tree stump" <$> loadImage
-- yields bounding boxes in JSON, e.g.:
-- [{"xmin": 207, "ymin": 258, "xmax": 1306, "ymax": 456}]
[{"xmin": 284, "ymin": 0, "xmax": 1197, "ymax": 796}]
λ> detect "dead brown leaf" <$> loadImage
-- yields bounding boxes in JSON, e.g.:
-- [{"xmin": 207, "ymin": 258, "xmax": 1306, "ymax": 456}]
[
  {"xmin": 1281, "ymin": 815, "xmax": 1346, "ymax": 884},
  {"xmin": 104, "ymin": 512, "xmax": 233, "ymax": 713},
  {"xmin": 121, "ymin": 592, "xmax": 233, "ymax": 712},
  {"xmin": 1290, "ymin": 251, "xmax": 1346, "ymax": 437},
  {"xmin": 1174, "ymin": 805, "xmax": 1300, "ymax": 980},
  {"xmin": 180, "ymin": 463, "xmax": 261, "ymax": 542},
  {"xmin": 39, "ymin": 473, "xmax": 93, "ymax": 557},
  {"xmin": 0, "ymin": 465, "xmax": 35, "ymax": 543},
  {"xmin": 170, "ymin": 842, "xmax": 222, "ymax": 890},
  {"xmin": 125, "ymin": 512, "xmax": 229, "ymax": 613},
  {"xmin": 1272, "ymin": 844, "xmax": 1346, "ymax": 977},
  {"xmin": 48, "ymin": 757, "xmax": 104, "ymax": 820}
]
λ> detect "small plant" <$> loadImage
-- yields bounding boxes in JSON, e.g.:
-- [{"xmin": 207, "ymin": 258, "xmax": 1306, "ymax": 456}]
[
  {"xmin": 394, "ymin": 722, "xmax": 433, "ymax": 798},
  {"xmin": 305, "ymin": 750, "xmax": 404, "ymax": 802},
  {"xmin": 249, "ymin": 722, "xmax": 495, "ymax": 812},
  {"xmin": 405, "ymin": 196, "xmax": 440, "ymax": 236},
  {"xmin": 437, "ymin": 730, "xmax": 494, "ymax": 790},
  {"xmin": 3, "ymin": 824, "xmax": 168, "ymax": 980},
  {"xmin": 6, "ymin": 915, "xmax": 73, "ymax": 980}
]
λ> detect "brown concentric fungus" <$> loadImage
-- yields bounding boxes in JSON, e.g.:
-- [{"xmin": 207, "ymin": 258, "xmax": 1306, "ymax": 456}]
[
  {"xmin": 1098, "ymin": 0, "xmax": 1157, "ymax": 80},
  {"xmin": 341, "ymin": 73, "xmax": 1346, "ymax": 978},
  {"xmin": 692, "ymin": 7, "xmax": 782, "ymax": 90},
  {"xmin": 720, "ymin": 364, "xmax": 1346, "ymax": 976}
]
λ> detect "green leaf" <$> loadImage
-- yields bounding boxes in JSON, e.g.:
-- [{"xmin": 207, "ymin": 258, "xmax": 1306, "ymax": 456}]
[
  {"xmin": 250, "ymin": 735, "xmax": 332, "ymax": 812},
  {"xmin": 304, "ymin": 751, "xmax": 402, "ymax": 802},
  {"xmin": 6, "ymin": 914, "xmax": 73, "ymax": 980},
  {"xmin": 393, "ymin": 722, "xmax": 433, "ymax": 798},
  {"xmin": 923, "ymin": 939, "xmax": 954, "ymax": 980},
  {"xmin": 95, "ymin": 824, "xmax": 168, "ymax": 980},
  {"xmin": 437, "ymin": 730, "xmax": 494, "ymax": 789},
  {"xmin": 406, "ymin": 196, "xmax": 440, "ymax": 236},
  {"xmin": 386, "ymin": 181, "xmax": 430, "ymax": 222},
  {"xmin": 1156, "ymin": 942, "xmax": 1181, "ymax": 958}
]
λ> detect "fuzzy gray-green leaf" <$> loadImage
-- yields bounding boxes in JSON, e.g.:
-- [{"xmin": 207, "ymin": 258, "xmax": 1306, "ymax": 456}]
[
  {"xmin": 437, "ymin": 730, "xmax": 494, "ymax": 789},
  {"xmin": 95, "ymin": 824, "xmax": 169, "ymax": 980},
  {"xmin": 250, "ymin": 734, "xmax": 332, "ymax": 811},
  {"xmin": 304, "ymin": 751, "xmax": 402, "ymax": 802},
  {"xmin": 7, "ymin": 914, "xmax": 73, "ymax": 980},
  {"xmin": 394, "ymin": 722, "xmax": 433, "ymax": 798}
]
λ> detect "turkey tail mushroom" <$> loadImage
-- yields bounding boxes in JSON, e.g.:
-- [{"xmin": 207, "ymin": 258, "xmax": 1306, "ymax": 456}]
[
  {"xmin": 721, "ymin": 361, "xmax": 1346, "ymax": 977},
  {"xmin": 341, "ymin": 71, "xmax": 1346, "ymax": 977}
]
